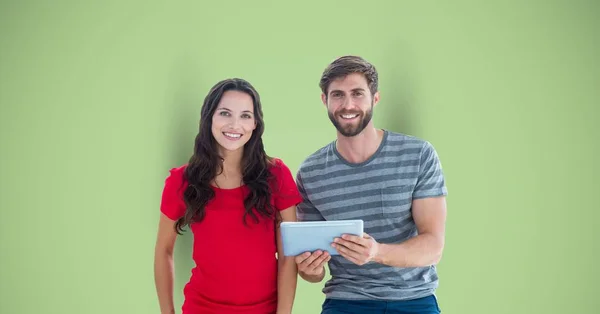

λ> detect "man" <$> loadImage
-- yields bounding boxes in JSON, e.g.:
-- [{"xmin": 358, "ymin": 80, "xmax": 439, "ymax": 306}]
[{"xmin": 294, "ymin": 55, "xmax": 448, "ymax": 314}]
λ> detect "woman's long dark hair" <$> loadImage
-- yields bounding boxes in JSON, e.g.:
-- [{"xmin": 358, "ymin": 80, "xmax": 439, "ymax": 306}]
[{"xmin": 175, "ymin": 78, "xmax": 277, "ymax": 234}]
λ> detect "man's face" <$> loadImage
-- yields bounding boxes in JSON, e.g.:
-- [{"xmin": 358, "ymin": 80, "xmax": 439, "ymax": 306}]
[{"xmin": 322, "ymin": 73, "xmax": 380, "ymax": 137}]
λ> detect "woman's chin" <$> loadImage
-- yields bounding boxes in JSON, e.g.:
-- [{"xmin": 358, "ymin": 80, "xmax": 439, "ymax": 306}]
[{"xmin": 216, "ymin": 142, "xmax": 245, "ymax": 155}]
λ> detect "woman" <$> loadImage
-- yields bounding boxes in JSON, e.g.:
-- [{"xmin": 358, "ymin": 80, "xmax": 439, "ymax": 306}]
[{"xmin": 154, "ymin": 78, "xmax": 301, "ymax": 314}]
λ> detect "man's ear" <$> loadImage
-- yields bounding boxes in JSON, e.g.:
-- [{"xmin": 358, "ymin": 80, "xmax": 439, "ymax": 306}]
[
  {"xmin": 321, "ymin": 93, "xmax": 327, "ymax": 106},
  {"xmin": 373, "ymin": 91, "xmax": 380, "ymax": 106}
]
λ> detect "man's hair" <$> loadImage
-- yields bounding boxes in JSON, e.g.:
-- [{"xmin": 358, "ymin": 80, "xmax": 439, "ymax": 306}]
[{"xmin": 319, "ymin": 55, "xmax": 379, "ymax": 96}]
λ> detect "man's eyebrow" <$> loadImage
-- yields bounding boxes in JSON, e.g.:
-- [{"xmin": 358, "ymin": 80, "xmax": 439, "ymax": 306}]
[{"xmin": 329, "ymin": 88, "xmax": 366, "ymax": 94}]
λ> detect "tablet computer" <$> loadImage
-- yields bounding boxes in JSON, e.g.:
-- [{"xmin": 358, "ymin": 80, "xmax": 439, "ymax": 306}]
[{"xmin": 280, "ymin": 220, "xmax": 364, "ymax": 257}]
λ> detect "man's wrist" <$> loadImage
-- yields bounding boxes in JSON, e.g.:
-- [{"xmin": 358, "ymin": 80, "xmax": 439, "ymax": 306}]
[{"xmin": 373, "ymin": 243, "xmax": 388, "ymax": 265}]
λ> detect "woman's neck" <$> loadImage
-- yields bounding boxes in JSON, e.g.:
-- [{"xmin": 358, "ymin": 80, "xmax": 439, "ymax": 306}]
[
  {"xmin": 213, "ymin": 148, "xmax": 244, "ymax": 188},
  {"xmin": 220, "ymin": 147, "xmax": 243, "ymax": 174}
]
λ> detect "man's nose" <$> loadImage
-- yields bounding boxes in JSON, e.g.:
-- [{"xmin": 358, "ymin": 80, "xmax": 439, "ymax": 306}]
[{"xmin": 341, "ymin": 97, "xmax": 356, "ymax": 109}]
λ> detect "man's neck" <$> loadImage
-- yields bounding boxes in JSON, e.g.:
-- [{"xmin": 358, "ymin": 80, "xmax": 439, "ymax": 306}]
[{"xmin": 335, "ymin": 126, "xmax": 385, "ymax": 164}]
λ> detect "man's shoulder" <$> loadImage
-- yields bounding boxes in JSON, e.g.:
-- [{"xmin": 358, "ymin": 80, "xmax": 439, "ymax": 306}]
[
  {"xmin": 384, "ymin": 130, "xmax": 440, "ymax": 160},
  {"xmin": 297, "ymin": 141, "xmax": 334, "ymax": 175},
  {"xmin": 385, "ymin": 130, "xmax": 430, "ymax": 148}
]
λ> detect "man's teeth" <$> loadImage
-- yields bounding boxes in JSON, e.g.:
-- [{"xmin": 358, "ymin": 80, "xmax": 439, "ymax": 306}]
[
  {"xmin": 342, "ymin": 114, "xmax": 359, "ymax": 119},
  {"xmin": 224, "ymin": 132, "xmax": 241, "ymax": 138}
]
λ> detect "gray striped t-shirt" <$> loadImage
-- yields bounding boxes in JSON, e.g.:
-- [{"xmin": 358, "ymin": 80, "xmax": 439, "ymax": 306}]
[{"xmin": 295, "ymin": 130, "xmax": 448, "ymax": 301}]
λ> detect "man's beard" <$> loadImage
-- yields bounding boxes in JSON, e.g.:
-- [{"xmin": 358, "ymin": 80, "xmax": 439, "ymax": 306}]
[{"xmin": 328, "ymin": 104, "xmax": 373, "ymax": 137}]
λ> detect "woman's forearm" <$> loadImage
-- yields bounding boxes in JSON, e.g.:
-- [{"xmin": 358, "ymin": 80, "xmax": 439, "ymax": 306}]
[
  {"xmin": 276, "ymin": 256, "xmax": 298, "ymax": 314},
  {"xmin": 154, "ymin": 252, "xmax": 176, "ymax": 314}
]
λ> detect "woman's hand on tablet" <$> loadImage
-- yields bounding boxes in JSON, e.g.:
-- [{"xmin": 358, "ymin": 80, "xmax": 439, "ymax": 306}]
[{"xmin": 294, "ymin": 250, "xmax": 330, "ymax": 283}]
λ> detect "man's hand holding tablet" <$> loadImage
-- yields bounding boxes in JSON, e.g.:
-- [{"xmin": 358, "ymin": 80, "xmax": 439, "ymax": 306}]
[{"xmin": 280, "ymin": 220, "xmax": 364, "ymax": 283}]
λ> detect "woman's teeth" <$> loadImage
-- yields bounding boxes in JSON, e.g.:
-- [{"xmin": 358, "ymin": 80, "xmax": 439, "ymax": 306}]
[{"xmin": 223, "ymin": 132, "xmax": 241, "ymax": 139}]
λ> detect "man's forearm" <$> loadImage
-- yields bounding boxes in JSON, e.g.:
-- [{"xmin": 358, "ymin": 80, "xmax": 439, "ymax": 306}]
[{"xmin": 374, "ymin": 233, "xmax": 444, "ymax": 268}]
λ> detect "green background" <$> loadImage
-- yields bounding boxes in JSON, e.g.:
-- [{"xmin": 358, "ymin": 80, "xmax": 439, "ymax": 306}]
[{"xmin": 1, "ymin": 1, "xmax": 598, "ymax": 313}]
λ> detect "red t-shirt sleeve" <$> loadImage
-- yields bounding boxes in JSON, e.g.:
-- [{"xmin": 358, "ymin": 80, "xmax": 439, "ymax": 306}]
[
  {"xmin": 160, "ymin": 166, "xmax": 188, "ymax": 221},
  {"xmin": 270, "ymin": 158, "xmax": 302, "ymax": 211}
]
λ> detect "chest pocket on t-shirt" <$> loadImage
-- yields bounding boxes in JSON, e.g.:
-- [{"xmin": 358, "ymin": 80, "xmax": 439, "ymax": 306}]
[{"xmin": 379, "ymin": 185, "xmax": 413, "ymax": 219}]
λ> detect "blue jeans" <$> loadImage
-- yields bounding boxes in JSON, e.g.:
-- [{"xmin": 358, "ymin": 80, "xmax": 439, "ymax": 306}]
[{"xmin": 321, "ymin": 295, "xmax": 441, "ymax": 314}]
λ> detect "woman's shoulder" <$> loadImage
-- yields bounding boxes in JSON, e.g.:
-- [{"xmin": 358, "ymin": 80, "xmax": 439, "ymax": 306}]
[
  {"xmin": 268, "ymin": 157, "xmax": 286, "ymax": 169},
  {"xmin": 164, "ymin": 164, "xmax": 188, "ymax": 185},
  {"xmin": 168, "ymin": 164, "xmax": 187, "ymax": 175},
  {"xmin": 267, "ymin": 157, "xmax": 294, "ymax": 177}
]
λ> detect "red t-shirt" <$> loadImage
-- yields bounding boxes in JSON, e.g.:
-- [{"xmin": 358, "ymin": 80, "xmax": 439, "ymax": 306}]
[{"xmin": 160, "ymin": 158, "xmax": 302, "ymax": 314}]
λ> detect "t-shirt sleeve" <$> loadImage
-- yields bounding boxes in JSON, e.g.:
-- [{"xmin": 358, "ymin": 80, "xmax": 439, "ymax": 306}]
[
  {"xmin": 271, "ymin": 159, "xmax": 303, "ymax": 211},
  {"xmin": 295, "ymin": 170, "xmax": 326, "ymax": 222},
  {"xmin": 413, "ymin": 141, "xmax": 448, "ymax": 199},
  {"xmin": 160, "ymin": 166, "xmax": 187, "ymax": 221}
]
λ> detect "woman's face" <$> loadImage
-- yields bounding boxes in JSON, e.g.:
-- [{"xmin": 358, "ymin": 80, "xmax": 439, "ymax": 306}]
[{"xmin": 211, "ymin": 90, "xmax": 256, "ymax": 154}]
